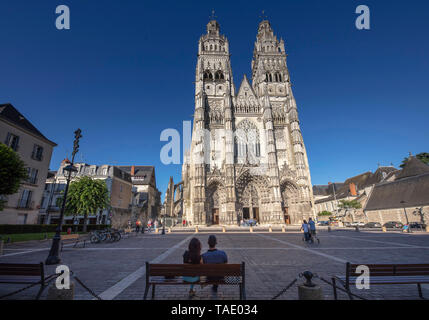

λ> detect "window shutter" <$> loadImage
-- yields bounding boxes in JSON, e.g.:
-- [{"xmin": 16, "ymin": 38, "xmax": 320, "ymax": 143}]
[{"xmin": 5, "ymin": 132, "xmax": 11, "ymax": 145}]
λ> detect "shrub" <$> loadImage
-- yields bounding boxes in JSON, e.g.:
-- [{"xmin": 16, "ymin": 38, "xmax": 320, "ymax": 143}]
[{"xmin": 318, "ymin": 211, "xmax": 332, "ymax": 217}]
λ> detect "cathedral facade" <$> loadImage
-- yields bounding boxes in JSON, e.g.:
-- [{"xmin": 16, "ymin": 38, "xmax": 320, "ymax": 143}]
[{"xmin": 181, "ymin": 19, "xmax": 314, "ymax": 226}]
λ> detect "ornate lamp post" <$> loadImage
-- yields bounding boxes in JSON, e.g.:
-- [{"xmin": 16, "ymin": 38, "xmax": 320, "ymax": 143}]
[{"xmin": 46, "ymin": 129, "xmax": 82, "ymax": 265}]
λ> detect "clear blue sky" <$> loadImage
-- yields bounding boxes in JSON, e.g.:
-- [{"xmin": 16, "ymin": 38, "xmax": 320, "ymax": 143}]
[{"xmin": 1, "ymin": 0, "xmax": 428, "ymax": 200}]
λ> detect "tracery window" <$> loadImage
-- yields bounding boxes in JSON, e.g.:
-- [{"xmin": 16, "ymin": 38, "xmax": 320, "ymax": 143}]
[{"xmin": 235, "ymin": 119, "xmax": 261, "ymax": 163}]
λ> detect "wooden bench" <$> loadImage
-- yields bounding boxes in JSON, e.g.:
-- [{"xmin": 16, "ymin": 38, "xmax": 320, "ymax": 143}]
[
  {"xmin": 0, "ymin": 262, "xmax": 46, "ymax": 299},
  {"xmin": 332, "ymin": 262, "xmax": 429, "ymax": 299},
  {"xmin": 60, "ymin": 234, "xmax": 87, "ymax": 251},
  {"xmin": 144, "ymin": 262, "xmax": 246, "ymax": 300}
]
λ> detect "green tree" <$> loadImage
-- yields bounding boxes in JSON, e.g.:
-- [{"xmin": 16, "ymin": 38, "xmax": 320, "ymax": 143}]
[
  {"xmin": 318, "ymin": 211, "xmax": 332, "ymax": 216},
  {"xmin": 60, "ymin": 176, "xmax": 110, "ymax": 232},
  {"xmin": 337, "ymin": 199, "xmax": 362, "ymax": 222},
  {"xmin": 0, "ymin": 144, "xmax": 28, "ymax": 211},
  {"xmin": 400, "ymin": 152, "xmax": 429, "ymax": 168}
]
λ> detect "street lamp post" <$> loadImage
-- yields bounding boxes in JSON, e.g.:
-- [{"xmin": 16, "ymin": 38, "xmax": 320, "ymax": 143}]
[
  {"xmin": 400, "ymin": 200, "xmax": 411, "ymax": 233},
  {"xmin": 46, "ymin": 129, "xmax": 82, "ymax": 265}
]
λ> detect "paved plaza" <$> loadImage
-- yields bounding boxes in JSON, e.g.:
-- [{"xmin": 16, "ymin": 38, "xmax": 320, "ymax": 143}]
[{"xmin": 1, "ymin": 227, "xmax": 429, "ymax": 300}]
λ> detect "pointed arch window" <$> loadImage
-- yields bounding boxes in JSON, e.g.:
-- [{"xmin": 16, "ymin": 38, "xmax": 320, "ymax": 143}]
[
  {"xmin": 204, "ymin": 70, "xmax": 213, "ymax": 80},
  {"xmin": 235, "ymin": 119, "xmax": 261, "ymax": 163},
  {"xmin": 215, "ymin": 70, "xmax": 224, "ymax": 81}
]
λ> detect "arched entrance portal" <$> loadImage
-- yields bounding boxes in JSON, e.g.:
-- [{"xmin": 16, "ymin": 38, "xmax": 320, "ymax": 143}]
[
  {"xmin": 205, "ymin": 182, "xmax": 224, "ymax": 225},
  {"xmin": 241, "ymin": 184, "xmax": 260, "ymax": 222},
  {"xmin": 280, "ymin": 180, "xmax": 299, "ymax": 224}
]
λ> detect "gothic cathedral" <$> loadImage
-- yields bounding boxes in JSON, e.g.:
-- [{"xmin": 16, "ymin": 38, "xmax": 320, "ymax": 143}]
[{"xmin": 181, "ymin": 19, "xmax": 314, "ymax": 226}]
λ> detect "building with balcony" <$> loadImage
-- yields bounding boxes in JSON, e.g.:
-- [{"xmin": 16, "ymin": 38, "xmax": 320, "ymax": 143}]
[{"xmin": 0, "ymin": 103, "xmax": 57, "ymax": 224}]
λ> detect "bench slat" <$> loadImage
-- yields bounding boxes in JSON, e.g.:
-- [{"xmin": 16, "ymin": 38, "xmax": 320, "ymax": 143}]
[
  {"xmin": 338, "ymin": 275, "xmax": 429, "ymax": 285},
  {"xmin": 149, "ymin": 264, "xmax": 242, "ymax": 277},
  {"xmin": 148, "ymin": 276, "xmax": 242, "ymax": 285},
  {"xmin": 0, "ymin": 263, "xmax": 42, "ymax": 276},
  {"xmin": 0, "ymin": 275, "xmax": 42, "ymax": 284}
]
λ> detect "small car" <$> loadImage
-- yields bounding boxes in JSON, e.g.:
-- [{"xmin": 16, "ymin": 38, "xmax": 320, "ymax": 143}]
[
  {"xmin": 350, "ymin": 221, "xmax": 365, "ymax": 227},
  {"xmin": 383, "ymin": 221, "xmax": 403, "ymax": 229},
  {"xmin": 410, "ymin": 222, "xmax": 426, "ymax": 229},
  {"xmin": 317, "ymin": 221, "xmax": 329, "ymax": 226},
  {"xmin": 363, "ymin": 222, "xmax": 382, "ymax": 228}
]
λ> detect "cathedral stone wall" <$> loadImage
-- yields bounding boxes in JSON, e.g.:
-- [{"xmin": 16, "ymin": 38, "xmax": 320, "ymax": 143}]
[{"xmin": 181, "ymin": 19, "xmax": 315, "ymax": 226}]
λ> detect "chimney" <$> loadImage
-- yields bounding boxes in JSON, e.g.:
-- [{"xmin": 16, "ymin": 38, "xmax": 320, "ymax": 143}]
[
  {"xmin": 131, "ymin": 165, "xmax": 135, "ymax": 176},
  {"xmin": 349, "ymin": 183, "xmax": 357, "ymax": 196}
]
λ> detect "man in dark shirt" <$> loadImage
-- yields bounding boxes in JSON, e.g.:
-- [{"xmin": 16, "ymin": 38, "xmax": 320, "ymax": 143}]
[{"xmin": 202, "ymin": 235, "xmax": 228, "ymax": 293}]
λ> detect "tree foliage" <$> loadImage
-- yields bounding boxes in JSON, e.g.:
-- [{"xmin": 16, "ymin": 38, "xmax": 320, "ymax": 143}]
[
  {"xmin": 60, "ymin": 176, "xmax": 110, "ymax": 231},
  {"xmin": 338, "ymin": 199, "xmax": 362, "ymax": 210},
  {"xmin": 400, "ymin": 152, "xmax": 429, "ymax": 168},
  {"xmin": 318, "ymin": 211, "xmax": 332, "ymax": 216},
  {"xmin": 0, "ymin": 144, "xmax": 28, "ymax": 211}
]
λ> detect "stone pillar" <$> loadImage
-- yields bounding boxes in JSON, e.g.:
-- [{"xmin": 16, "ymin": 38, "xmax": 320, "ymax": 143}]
[{"xmin": 46, "ymin": 281, "xmax": 75, "ymax": 300}]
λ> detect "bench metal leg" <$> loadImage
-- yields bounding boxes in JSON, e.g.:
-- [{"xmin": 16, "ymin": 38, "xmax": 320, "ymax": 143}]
[
  {"xmin": 332, "ymin": 277, "xmax": 338, "ymax": 300},
  {"xmin": 35, "ymin": 284, "xmax": 46, "ymax": 300},
  {"xmin": 345, "ymin": 282, "xmax": 354, "ymax": 300},
  {"xmin": 143, "ymin": 284, "xmax": 149, "ymax": 300},
  {"xmin": 417, "ymin": 283, "xmax": 424, "ymax": 299},
  {"xmin": 151, "ymin": 284, "xmax": 156, "ymax": 300},
  {"xmin": 239, "ymin": 284, "xmax": 242, "ymax": 300}
]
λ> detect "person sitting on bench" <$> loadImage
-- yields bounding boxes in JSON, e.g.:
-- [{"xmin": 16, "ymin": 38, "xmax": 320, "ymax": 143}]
[
  {"xmin": 182, "ymin": 237, "xmax": 202, "ymax": 297},
  {"xmin": 202, "ymin": 235, "xmax": 228, "ymax": 293}
]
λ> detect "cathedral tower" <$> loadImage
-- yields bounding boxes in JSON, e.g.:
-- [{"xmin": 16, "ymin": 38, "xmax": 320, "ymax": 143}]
[{"xmin": 181, "ymin": 18, "xmax": 314, "ymax": 226}]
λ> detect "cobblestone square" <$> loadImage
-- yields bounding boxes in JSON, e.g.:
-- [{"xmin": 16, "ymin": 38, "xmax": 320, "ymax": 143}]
[{"xmin": 1, "ymin": 228, "xmax": 429, "ymax": 300}]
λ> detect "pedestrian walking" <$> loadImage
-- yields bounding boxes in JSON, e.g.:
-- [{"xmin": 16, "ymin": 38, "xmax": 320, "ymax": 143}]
[
  {"xmin": 135, "ymin": 219, "xmax": 142, "ymax": 233},
  {"xmin": 301, "ymin": 220, "xmax": 310, "ymax": 242},
  {"xmin": 308, "ymin": 217, "xmax": 320, "ymax": 244}
]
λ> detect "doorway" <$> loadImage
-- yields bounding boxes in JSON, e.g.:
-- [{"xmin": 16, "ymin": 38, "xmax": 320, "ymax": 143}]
[
  {"xmin": 243, "ymin": 208, "xmax": 250, "ymax": 220},
  {"xmin": 252, "ymin": 208, "xmax": 260, "ymax": 222},
  {"xmin": 284, "ymin": 207, "xmax": 290, "ymax": 224},
  {"xmin": 212, "ymin": 208, "xmax": 219, "ymax": 225}
]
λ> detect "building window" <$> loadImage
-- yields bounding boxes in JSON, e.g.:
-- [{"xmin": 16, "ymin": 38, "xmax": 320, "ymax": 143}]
[
  {"xmin": 18, "ymin": 189, "xmax": 32, "ymax": 209},
  {"xmin": 31, "ymin": 144, "xmax": 44, "ymax": 161},
  {"xmin": 27, "ymin": 168, "xmax": 38, "ymax": 184},
  {"xmin": 5, "ymin": 133, "xmax": 20, "ymax": 151},
  {"xmin": 215, "ymin": 71, "xmax": 224, "ymax": 81}
]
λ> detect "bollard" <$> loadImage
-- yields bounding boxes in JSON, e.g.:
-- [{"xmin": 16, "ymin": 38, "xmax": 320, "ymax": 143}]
[
  {"xmin": 269, "ymin": 226, "xmax": 272, "ymax": 233},
  {"xmin": 328, "ymin": 226, "xmax": 331, "ymax": 232},
  {"xmin": 0, "ymin": 240, "xmax": 3, "ymax": 256},
  {"xmin": 155, "ymin": 228, "xmax": 159, "ymax": 233},
  {"xmin": 282, "ymin": 226, "xmax": 285, "ymax": 233},
  {"xmin": 382, "ymin": 226, "xmax": 387, "ymax": 232},
  {"xmin": 249, "ymin": 226, "xmax": 253, "ymax": 233},
  {"xmin": 168, "ymin": 227, "xmax": 171, "ymax": 233},
  {"xmin": 195, "ymin": 226, "xmax": 199, "ymax": 233},
  {"xmin": 425, "ymin": 225, "xmax": 429, "ymax": 233},
  {"xmin": 355, "ymin": 226, "xmax": 360, "ymax": 232},
  {"xmin": 298, "ymin": 271, "xmax": 324, "ymax": 300},
  {"xmin": 46, "ymin": 281, "xmax": 75, "ymax": 300},
  {"xmin": 222, "ymin": 226, "xmax": 226, "ymax": 233}
]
